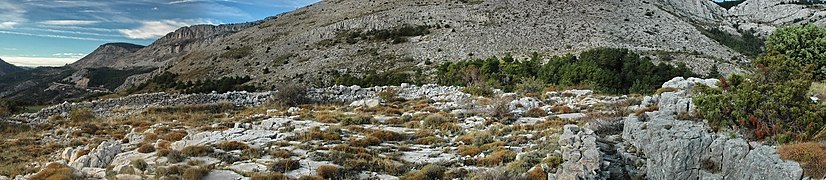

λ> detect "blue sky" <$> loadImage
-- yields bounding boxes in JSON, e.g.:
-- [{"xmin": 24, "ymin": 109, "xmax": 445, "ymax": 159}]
[{"xmin": 0, "ymin": 0, "xmax": 319, "ymax": 67}]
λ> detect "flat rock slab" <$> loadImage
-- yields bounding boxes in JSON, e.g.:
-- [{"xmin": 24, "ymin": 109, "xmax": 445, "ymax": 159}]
[{"xmin": 204, "ymin": 170, "xmax": 246, "ymax": 180}]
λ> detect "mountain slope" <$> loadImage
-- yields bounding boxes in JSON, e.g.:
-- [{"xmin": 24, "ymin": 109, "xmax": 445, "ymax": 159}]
[
  {"xmin": 155, "ymin": 0, "xmax": 748, "ymax": 88},
  {"xmin": 0, "ymin": 58, "xmax": 23, "ymax": 76},
  {"xmin": 70, "ymin": 43, "xmax": 145, "ymax": 69}
]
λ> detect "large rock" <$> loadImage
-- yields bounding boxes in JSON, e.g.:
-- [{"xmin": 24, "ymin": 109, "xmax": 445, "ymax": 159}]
[
  {"xmin": 557, "ymin": 125, "xmax": 603, "ymax": 180},
  {"xmin": 203, "ymin": 170, "xmax": 246, "ymax": 180},
  {"xmin": 68, "ymin": 141, "xmax": 122, "ymax": 169}
]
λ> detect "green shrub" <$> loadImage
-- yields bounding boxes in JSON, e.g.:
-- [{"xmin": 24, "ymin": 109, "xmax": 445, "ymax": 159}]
[
  {"xmin": 69, "ymin": 107, "xmax": 96, "ymax": 122},
  {"xmin": 515, "ymin": 76, "xmax": 545, "ymax": 95},
  {"xmin": 403, "ymin": 164, "xmax": 446, "ymax": 180},
  {"xmin": 700, "ymin": 28, "xmax": 764, "ymax": 57},
  {"xmin": 462, "ymin": 82, "xmax": 494, "ymax": 97},
  {"xmin": 0, "ymin": 99, "xmax": 18, "ymax": 117},
  {"xmin": 131, "ymin": 159, "xmax": 148, "ymax": 171},
  {"xmin": 220, "ymin": 46, "xmax": 252, "ymax": 59},
  {"xmin": 765, "ymin": 24, "xmax": 826, "ymax": 79},
  {"xmin": 694, "ymin": 27, "xmax": 826, "ymax": 141},
  {"xmin": 439, "ymin": 48, "xmax": 693, "ymax": 95},
  {"xmin": 340, "ymin": 115, "xmax": 373, "ymax": 126}
]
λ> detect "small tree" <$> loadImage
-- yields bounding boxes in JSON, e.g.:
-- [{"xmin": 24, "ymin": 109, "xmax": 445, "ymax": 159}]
[{"xmin": 274, "ymin": 82, "xmax": 308, "ymax": 107}]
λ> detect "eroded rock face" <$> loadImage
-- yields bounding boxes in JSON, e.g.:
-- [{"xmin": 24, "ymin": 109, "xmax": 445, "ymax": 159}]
[{"xmin": 620, "ymin": 77, "xmax": 804, "ymax": 180}]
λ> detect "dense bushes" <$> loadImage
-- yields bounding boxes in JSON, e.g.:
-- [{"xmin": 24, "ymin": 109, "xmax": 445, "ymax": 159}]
[
  {"xmin": 86, "ymin": 67, "xmax": 155, "ymax": 90},
  {"xmin": 0, "ymin": 99, "xmax": 20, "ymax": 117},
  {"xmin": 273, "ymin": 82, "xmax": 308, "ymax": 106},
  {"xmin": 693, "ymin": 24, "xmax": 826, "ymax": 141},
  {"xmin": 700, "ymin": 28, "xmax": 764, "ymax": 57},
  {"xmin": 133, "ymin": 71, "xmax": 258, "ymax": 93},
  {"xmin": 765, "ymin": 24, "xmax": 826, "ymax": 79},
  {"xmin": 438, "ymin": 49, "xmax": 693, "ymax": 94},
  {"xmin": 334, "ymin": 70, "xmax": 416, "ymax": 87}
]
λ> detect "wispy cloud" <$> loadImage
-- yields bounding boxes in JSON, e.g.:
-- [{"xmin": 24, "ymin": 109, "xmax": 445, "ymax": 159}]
[
  {"xmin": 2, "ymin": 56, "xmax": 79, "ymax": 67},
  {"xmin": 51, "ymin": 53, "xmax": 87, "ymax": 58},
  {"xmin": 22, "ymin": 27, "xmax": 123, "ymax": 37},
  {"xmin": 118, "ymin": 19, "xmax": 214, "ymax": 39},
  {"xmin": 0, "ymin": 30, "xmax": 118, "ymax": 42},
  {"xmin": 40, "ymin": 20, "xmax": 100, "ymax": 26},
  {"xmin": 167, "ymin": 0, "xmax": 203, "ymax": 4},
  {"xmin": 0, "ymin": 0, "xmax": 26, "ymax": 29}
]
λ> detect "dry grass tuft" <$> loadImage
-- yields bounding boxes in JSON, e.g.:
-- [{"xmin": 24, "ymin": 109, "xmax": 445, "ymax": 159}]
[
  {"xmin": 634, "ymin": 105, "xmax": 658, "ymax": 117},
  {"xmin": 458, "ymin": 145, "xmax": 482, "ymax": 156},
  {"xmin": 369, "ymin": 130, "xmax": 404, "ymax": 141},
  {"xmin": 314, "ymin": 114, "xmax": 339, "ymax": 123},
  {"xmin": 270, "ymin": 149, "xmax": 292, "ymax": 159},
  {"xmin": 270, "ymin": 159, "xmax": 300, "ymax": 173},
  {"xmin": 137, "ymin": 143, "xmax": 156, "ymax": 153},
  {"xmin": 550, "ymin": 105, "xmax": 574, "ymax": 114},
  {"xmin": 316, "ymin": 165, "xmax": 342, "ymax": 179},
  {"xmin": 181, "ymin": 145, "xmax": 214, "ymax": 157},
  {"xmin": 182, "ymin": 166, "xmax": 209, "ymax": 180},
  {"xmin": 251, "ymin": 172, "xmax": 288, "ymax": 180},
  {"xmin": 477, "ymin": 149, "xmax": 516, "ymax": 166},
  {"xmin": 215, "ymin": 141, "xmax": 250, "ymax": 151},
  {"xmin": 778, "ymin": 142, "xmax": 826, "ymax": 178},
  {"xmin": 525, "ymin": 108, "xmax": 547, "ymax": 117}
]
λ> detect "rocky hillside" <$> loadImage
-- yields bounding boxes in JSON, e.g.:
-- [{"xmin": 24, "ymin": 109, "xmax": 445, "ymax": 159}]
[
  {"xmin": 1, "ymin": 0, "xmax": 824, "ymax": 105},
  {"xmin": 2, "ymin": 77, "xmax": 821, "ymax": 179},
  {"xmin": 111, "ymin": 0, "xmax": 822, "ymax": 90},
  {"xmin": 0, "ymin": 58, "xmax": 23, "ymax": 76}
]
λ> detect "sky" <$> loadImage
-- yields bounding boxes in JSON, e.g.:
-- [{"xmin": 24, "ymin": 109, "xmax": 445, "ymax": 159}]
[{"xmin": 0, "ymin": 0, "xmax": 319, "ymax": 67}]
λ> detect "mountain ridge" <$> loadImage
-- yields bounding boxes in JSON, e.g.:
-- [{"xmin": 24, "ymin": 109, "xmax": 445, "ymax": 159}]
[{"xmin": 0, "ymin": 58, "xmax": 23, "ymax": 76}]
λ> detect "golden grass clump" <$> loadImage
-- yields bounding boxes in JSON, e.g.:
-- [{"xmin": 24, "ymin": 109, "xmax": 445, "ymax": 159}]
[
  {"xmin": 29, "ymin": 163, "xmax": 75, "ymax": 180},
  {"xmin": 369, "ymin": 130, "xmax": 404, "ymax": 141},
  {"xmin": 526, "ymin": 167, "xmax": 547, "ymax": 180},
  {"xmin": 458, "ymin": 145, "xmax": 482, "ymax": 156},
  {"xmin": 314, "ymin": 114, "xmax": 339, "ymax": 123},
  {"xmin": 477, "ymin": 149, "xmax": 517, "ymax": 166},
  {"xmin": 778, "ymin": 142, "xmax": 826, "ymax": 178},
  {"xmin": 550, "ymin": 105, "xmax": 574, "ymax": 114}
]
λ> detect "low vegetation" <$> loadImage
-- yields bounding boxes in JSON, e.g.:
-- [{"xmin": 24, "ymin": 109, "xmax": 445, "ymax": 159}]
[
  {"xmin": 694, "ymin": 25, "xmax": 826, "ymax": 141},
  {"xmin": 778, "ymin": 142, "xmax": 826, "ymax": 178}
]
